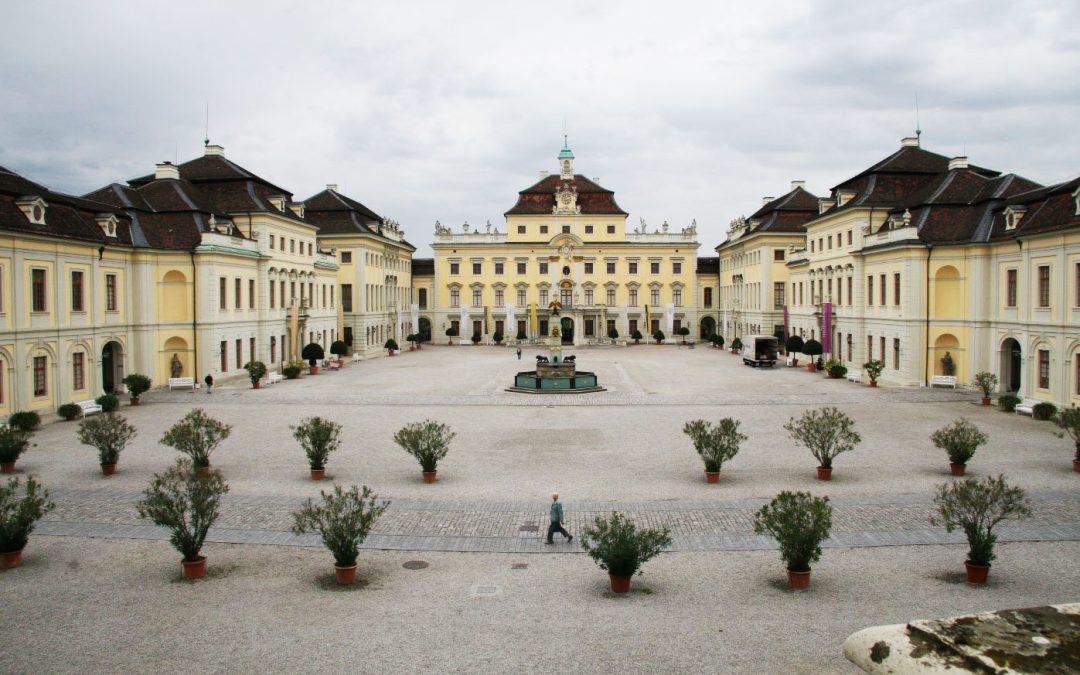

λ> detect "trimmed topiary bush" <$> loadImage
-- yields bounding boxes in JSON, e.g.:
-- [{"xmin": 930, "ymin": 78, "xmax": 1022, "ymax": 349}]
[
  {"xmin": 8, "ymin": 411, "xmax": 41, "ymax": 432},
  {"xmin": 802, "ymin": 339, "xmax": 823, "ymax": 359},
  {"xmin": 1032, "ymin": 402, "xmax": 1057, "ymax": 421},
  {"xmin": 57, "ymin": 403, "xmax": 82, "ymax": 421},
  {"xmin": 784, "ymin": 335, "xmax": 804, "ymax": 356},
  {"xmin": 301, "ymin": 343, "xmax": 325, "ymax": 367},
  {"xmin": 95, "ymin": 394, "xmax": 119, "ymax": 413},
  {"xmin": 330, "ymin": 340, "xmax": 348, "ymax": 358},
  {"xmin": 998, "ymin": 394, "xmax": 1021, "ymax": 412},
  {"xmin": 122, "ymin": 373, "xmax": 152, "ymax": 404}
]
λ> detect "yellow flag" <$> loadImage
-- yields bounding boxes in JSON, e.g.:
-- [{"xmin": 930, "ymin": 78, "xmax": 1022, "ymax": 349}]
[
  {"xmin": 645, "ymin": 304, "xmax": 651, "ymax": 332},
  {"xmin": 530, "ymin": 303, "xmax": 538, "ymax": 336}
]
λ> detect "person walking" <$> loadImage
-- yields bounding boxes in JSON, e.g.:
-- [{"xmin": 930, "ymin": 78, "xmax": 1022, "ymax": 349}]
[
  {"xmin": 204, "ymin": 373, "xmax": 214, "ymax": 394},
  {"xmin": 545, "ymin": 492, "xmax": 572, "ymax": 544},
  {"xmin": 516, "ymin": 346, "xmax": 522, "ymax": 360}
]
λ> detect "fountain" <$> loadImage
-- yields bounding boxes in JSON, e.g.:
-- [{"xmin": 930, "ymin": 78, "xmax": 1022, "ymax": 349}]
[{"xmin": 507, "ymin": 326, "xmax": 604, "ymax": 394}]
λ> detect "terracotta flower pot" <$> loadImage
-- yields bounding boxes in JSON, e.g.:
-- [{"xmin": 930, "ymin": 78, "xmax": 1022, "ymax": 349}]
[
  {"xmin": 869, "ymin": 381, "xmax": 878, "ymax": 387},
  {"xmin": 705, "ymin": 471, "xmax": 720, "ymax": 484},
  {"xmin": 309, "ymin": 366, "xmax": 320, "ymax": 376},
  {"xmin": 609, "ymin": 574, "xmax": 632, "ymax": 593},
  {"xmin": 101, "ymin": 463, "xmax": 117, "ymax": 476},
  {"xmin": 182, "ymin": 556, "xmax": 207, "ymax": 579},
  {"xmin": 196, "ymin": 465, "xmax": 211, "ymax": 477},
  {"xmin": 335, "ymin": 564, "xmax": 358, "ymax": 585},
  {"xmin": 787, "ymin": 568, "xmax": 811, "ymax": 589},
  {"xmin": 0, "ymin": 549, "xmax": 23, "ymax": 570},
  {"xmin": 949, "ymin": 462, "xmax": 966, "ymax": 476},
  {"xmin": 791, "ymin": 359, "xmax": 799, "ymax": 367},
  {"xmin": 130, "ymin": 398, "xmax": 141, "ymax": 406},
  {"xmin": 981, "ymin": 397, "xmax": 991, "ymax": 406},
  {"xmin": 252, "ymin": 381, "xmax": 261, "ymax": 389},
  {"xmin": 422, "ymin": 471, "xmax": 437, "ymax": 484},
  {"xmin": 310, "ymin": 468, "xmax": 325, "ymax": 481},
  {"xmin": 1, "ymin": 461, "xmax": 15, "ymax": 474},
  {"xmin": 965, "ymin": 560, "xmax": 990, "ymax": 584},
  {"xmin": 1074, "ymin": 459, "xmax": 1080, "ymax": 473},
  {"xmin": 816, "ymin": 466, "xmax": 833, "ymax": 481}
]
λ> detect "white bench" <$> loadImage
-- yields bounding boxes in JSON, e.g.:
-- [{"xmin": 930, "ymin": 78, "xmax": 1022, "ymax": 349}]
[
  {"xmin": 785, "ymin": 354, "xmax": 795, "ymax": 366},
  {"xmin": 930, "ymin": 375, "xmax": 958, "ymax": 388},
  {"xmin": 77, "ymin": 399, "xmax": 103, "ymax": 416},
  {"xmin": 1015, "ymin": 398, "xmax": 1040, "ymax": 416},
  {"xmin": 168, "ymin": 377, "xmax": 195, "ymax": 391},
  {"xmin": 846, "ymin": 369, "xmax": 862, "ymax": 383},
  {"xmin": 267, "ymin": 371, "xmax": 283, "ymax": 384}
]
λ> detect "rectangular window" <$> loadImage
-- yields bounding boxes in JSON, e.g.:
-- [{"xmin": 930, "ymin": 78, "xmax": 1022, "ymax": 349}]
[
  {"xmin": 539, "ymin": 288, "xmax": 548, "ymax": 305},
  {"xmin": 495, "ymin": 262, "xmax": 504, "ymax": 275},
  {"xmin": 585, "ymin": 225, "xmax": 594, "ymax": 234},
  {"xmin": 250, "ymin": 338, "xmax": 256, "ymax": 365},
  {"xmin": 650, "ymin": 289, "xmax": 660, "ymax": 305},
  {"xmin": 32, "ymin": 268, "xmax": 47, "ymax": 312},
  {"xmin": 650, "ymin": 262, "xmax": 660, "ymax": 274},
  {"xmin": 495, "ymin": 288, "xmax": 504, "ymax": 305},
  {"xmin": 847, "ymin": 230, "xmax": 852, "ymax": 246},
  {"xmin": 249, "ymin": 279, "xmax": 256, "ymax": 309},
  {"xmin": 867, "ymin": 335, "xmax": 873, "ymax": 360},
  {"xmin": 774, "ymin": 282, "xmax": 785, "ymax": 310},
  {"xmin": 847, "ymin": 334, "xmax": 852, "ymax": 361},
  {"xmin": 281, "ymin": 281, "xmax": 286, "ymax": 307},
  {"xmin": 1076, "ymin": 263, "xmax": 1080, "ymax": 307},
  {"xmin": 846, "ymin": 277, "xmax": 852, "ymax": 305},
  {"xmin": 673, "ymin": 261, "xmax": 682, "ymax": 274},
  {"xmin": 234, "ymin": 278, "xmax": 242, "ymax": 308},
  {"xmin": 771, "ymin": 249, "xmax": 783, "ymax": 262},
  {"xmin": 450, "ymin": 262, "xmax": 460, "ymax": 275},
  {"xmin": 584, "ymin": 262, "xmax": 593, "ymax": 274},
  {"xmin": 517, "ymin": 289, "xmax": 526, "ymax": 306},
  {"xmin": 867, "ymin": 276, "xmax": 874, "ymax": 305},
  {"xmin": 1039, "ymin": 349, "xmax": 1050, "ymax": 389},
  {"xmin": 517, "ymin": 262, "xmax": 526, "ymax": 274},
  {"xmin": 810, "ymin": 240, "xmax": 815, "ymax": 253},
  {"xmin": 341, "ymin": 251, "xmax": 352, "ymax": 264},
  {"xmin": 704, "ymin": 287, "xmax": 713, "ymax": 308},
  {"xmin": 290, "ymin": 239, "xmax": 295, "ymax": 253},
  {"xmin": 607, "ymin": 318, "xmax": 616, "ymax": 335},
  {"xmin": 607, "ymin": 225, "xmax": 615, "ymax": 234},
  {"xmin": 606, "ymin": 262, "xmax": 615, "ymax": 274},
  {"xmin": 629, "ymin": 319, "xmax": 638, "ymax": 334},
  {"xmin": 106, "ymin": 274, "xmax": 117, "ymax": 311},
  {"xmin": 880, "ymin": 336, "xmax": 886, "ymax": 363},
  {"xmin": 585, "ymin": 289, "xmax": 593, "ymax": 305},
  {"xmin": 73, "ymin": 352, "xmax": 85, "ymax": 390},
  {"xmin": 562, "ymin": 225, "xmax": 570, "ymax": 234},
  {"xmin": 517, "ymin": 225, "xmax": 526, "ymax": 234},
  {"xmin": 342, "ymin": 284, "xmax": 354, "ymax": 312},
  {"xmin": 450, "ymin": 288, "xmax": 460, "ymax": 307},
  {"xmin": 539, "ymin": 225, "xmax": 548, "ymax": 234},
  {"xmin": 893, "ymin": 338, "xmax": 900, "ymax": 370},
  {"xmin": 269, "ymin": 234, "xmax": 275, "ymax": 249},
  {"xmin": 236, "ymin": 339, "xmax": 242, "ymax": 370},
  {"xmin": 472, "ymin": 289, "xmax": 481, "ymax": 306},
  {"xmin": 629, "ymin": 289, "xmax": 638, "ymax": 306},
  {"xmin": 220, "ymin": 341, "xmax": 227, "ymax": 371},
  {"xmin": 893, "ymin": 273, "xmax": 901, "ymax": 305},
  {"xmin": 837, "ymin": 278, "xmax": 843, "ymax": 305},
  {"xmin": 673, "ymin": 288, "xmax": 682, "ymax": 306},
  {"xmin": 472, "ymin": 262, "xmax": 482, "ymax": 275},
  {"xmin": 628, "ymin": 262, "xmax": 638, "ymax": 274},
  {"xmin": 33, "ymin": 356, "xmax": 47, "ymax": 397},
  {"xmin": 607, "ymin": 288, "xmax": 616, "ymax": 305},
  {"xmin": 539, "ymin": 262, "xmax": 549, "ymax": 275},
  {"xmin": 827, "ymin": 236, "xmax": 833, "ymax": 250},
  {"xmin": 827, "ymin": 278, "xmax": 833, "ymax": 301},
  {"xmin": 219, "ymin": 277, "xmax": 227, "ymax": 309},
  {"xmin": 70, "ymin": 271, "xmax": 84, "ymax": 312},
  {"xmin": 879, "ymin": 275, "xmax": 886, "ymax": 306},
  {"xmin": 270, "ymin": 280, "xmax": 276, "ymax": 309},
  {"xmin": 1038, "ymin": 265, "xmax": 1050, "ymax": 307}
]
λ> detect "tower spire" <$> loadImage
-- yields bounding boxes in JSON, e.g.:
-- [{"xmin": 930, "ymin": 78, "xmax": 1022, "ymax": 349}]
[{"xmin": 914, "ymin": 94, "xmax": 922, "ymax": 146}]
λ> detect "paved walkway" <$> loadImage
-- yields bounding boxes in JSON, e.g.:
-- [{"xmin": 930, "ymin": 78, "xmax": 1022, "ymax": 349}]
[{"xmin": 38, "ymin": 487, "xmax": 1080, "ymax": 554}]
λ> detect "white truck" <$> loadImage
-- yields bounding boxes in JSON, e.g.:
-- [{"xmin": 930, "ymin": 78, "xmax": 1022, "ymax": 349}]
[{"xmin": 742, "ymin": 335, "xmax": 779, "ymax": 368}]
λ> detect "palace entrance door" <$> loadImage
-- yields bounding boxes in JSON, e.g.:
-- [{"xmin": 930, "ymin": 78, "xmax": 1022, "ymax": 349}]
[{"xmin": 560, "ymin": 317, "xmax": 574, "ymax": 345}]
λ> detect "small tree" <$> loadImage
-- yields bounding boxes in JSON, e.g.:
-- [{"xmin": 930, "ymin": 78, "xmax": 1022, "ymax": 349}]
[
  {"xmin": 492, "ymin": 330, "xmax": 504, "ymax": 344},
  {"xmin": 0, "ymin": 428, "xmax": 32, "ymax": 468},
  {"xmin": 1032, "ymin": 402, "xmax": 1057, "ymax": 421},
  {"xmin": 785, "ymin": 335, "xmax": 804, "ymax": 357},
  {"xmin": 753, "ymin": 491, "xmax": 832, "ymax": 573},
  {"xmin": 607, "ymin": 327, "xmax": 619, "ymax": 341},
  {"xmin": 863, "ymin": 359, "xmax": 885, "ymax": 385},
  {"xmin": 783, "ymin": 407, "xmax": 861, "ymax": 470},
  {"xmin": 683, "ymin": 418, "xmax": 746, "ymax": 473},
  {"xmin": 95, "ymin": 394, "xmax": 119, "ymax": 413},
  {"xmin": 137, "ymin": 458, "xmax": 229, "ymax": 563},
  {"xmin": 973, "ymin": 371, "xmax": 998, "ymax": 398},
  {"xmin": 802, "ymin": 339, "xmax": 823, "ymax": 360},
  {"xmin": 445, "ymin": 326, "xmax": 458, "ymax": 338},
  {"xmin": 930, "ymin": 475, "xmax": 1031, "ymax": 566},
  {"xmin": 676, "ymin": 326, "xmax": 690, "ymax": 341},
  {"xmin": 243, "ymin": 361, "xmax": 267, "ymax": 388},
  {"xmin": 57, "ymin": 403, "xmax": 82, "ymax": 421},
  {"xmin": 631, "ymin": 330, "xmax": 643, "ymax": 344},
  {"xmin": 283, "ymin": 359, "xmax": 304, "ymax": 379},
  {"xmin": 7, "ymin": 411, "xmax": 41, "ymax": 432},
  {"xmin": 292, "ymin": 484, "xmax": 389, "ymax": 569},
  {"xmin": 516, "ymin": 328, "xmax": 527, "ymax": 340},
  {"xmin": 714, "ymin": 335, "xmax": 725, "ymax": 349},
  {"xmin": 302, "ymin": 343, "xmax": 325, "ymax": 367},
  {"xmin": 653, "ymin": 329, "xmax": 665, "ymax": 343},
  {"xmin": 731, "ymin": 337, "xmax": 743, "ymax": 351},
  {"xmin": 470, "ymin": 332, "xmax": 481, "ymax": 345},
  {"xmin": 0, "ymin": 476, "xmax": 55, "ymax": 555},
  {"xmin": 999, "ymin": 394, "xmax": 1021, "ymax": 413},
  {"xmin": 122, "ymin": 373, "xmax": 152, "ymax": 404},
  {"xmin": 394, "ymin": 420, "xmax": 455, "ymax": 474},
  {"xmin": 580, "ymin": 512, "xmax": 672, "ymax": 581},
  {"xmin": 931, "ymin": 418, "xmax": 987, "ymax": 466},
  {"xmin": 384, "ymin": 338, "xmax": 399, "ymax": 353},
  {"xmin": 160, "ymin": 409, "xmax": 232, "ymax": 469},
  {"xmin": 1054, "ymin": 406, "xmax": 1080, "ymax": 463},
  {"xmin": 77, "ymin": 414, "xmax": 137, "ymax": 466},
  {"xmin": 330, "ymin": 340, "xmax": 348, "ymax": 358},
  {"xmin": 292, "ymin": 416, "xmax": 341, "ymax": 470}
]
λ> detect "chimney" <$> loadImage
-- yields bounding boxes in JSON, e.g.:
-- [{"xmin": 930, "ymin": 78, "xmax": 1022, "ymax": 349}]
[
  {"xmin": 901, "ymin": 136, "xmax": 920, "ymax": 147},
  {"xmin": 538, "ymin": 170, "xmax": 548, "ymax": 180},
  {"xmin": 326, "ymin": 184, "xmax": 338, "ymax": 192},
  {"xmin": 592, "ymin": 177, "xmax": 600, "ymax": 184},
  {"xmin": 155, "ymin": 162, "xmax": 180, "ymax": 180},
  {"xmin": 762, "ymin": 196, "xmax": 774, "ymax": 206},
  {"xmin": 204, "ymin": 144, "xmax": 225, "ymax": 156},
  {"xmin": 790, "ymin": 180, "xmax": 805, "ymax": 191},
  {"xmin": 948, "ymin": 156, "xmax": 969, "ymax": 170}
]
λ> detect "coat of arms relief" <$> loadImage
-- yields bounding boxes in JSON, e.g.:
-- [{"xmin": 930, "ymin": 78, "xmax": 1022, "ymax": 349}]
[{"xmin": 553, "ymin": 184, "xmax": 581, "ymax": 215}]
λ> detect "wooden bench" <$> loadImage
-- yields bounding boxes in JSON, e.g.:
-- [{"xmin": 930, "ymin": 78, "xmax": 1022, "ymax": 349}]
[
  {"xmin": 168, "ymin": 377, "xmax": 195, "ymax": 391},
  {"xmin": 266, "ymin": 371, "xmax": 283, "ymax": 385},
  {"xmin": 846, "ymin": 369, "xmax": 862, "ymax": 383},
  {"xmin": 77, "ymin": 399, "xmax": 103, "ymax": 416},
  {"xmin": 930, "ymin": 375, "xmax": 958, "ymax": 388},
  {"xmin": 1015, "ymin": 398, "xmax": 1040, "ymax": 416}
]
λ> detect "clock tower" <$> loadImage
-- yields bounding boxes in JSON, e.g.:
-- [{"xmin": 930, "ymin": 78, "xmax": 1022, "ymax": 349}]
[{"xmin": 558, "ymin": 137, "xmax": 574, "ymax": 180}]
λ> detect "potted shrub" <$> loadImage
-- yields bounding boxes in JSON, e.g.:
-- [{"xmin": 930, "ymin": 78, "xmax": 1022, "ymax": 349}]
[
  {"xmin": 676, "ymin": 326, "xmax": 690, "ymax": 344},
  {"xmin": 1032, "ymin": 402, "xmax": 1057, "ymax": 422},
  {"xmin": 445, "ymin": 326, "xmax": 458, "ymax": 345},
  {"xmin": 57, "ymin": 403, "xmax": 81, "ymax": 422},
  {"xmin": 0, "ymin": 427, "xmax": 32, "ymax": 474},
  {"xmin": 682, "ymin": 418, "xmax": 746, "ymax": 483},
  {"xmin": 160, "ymin": 409, "xmax": 232, "ymax": 476},
  {"xmin": 394, "ymin": 420, "xmax": 454, "ymax": 483},
  {"xmin": 730, "ymin": 337, "xmax": 742, "ymax": 354},
  {"xmin": 405, "ymin": 334, "xmax": 417, "ymax": 351},
  {"xmin": 607, "ymin": 327, "xmax": 619, "ymax": 344},
  {"xmin": 653, "ymin": 329, "xmax": 665, "ymax": 345},
  {"xmin": 998, "ymin": 394, "xmax": 1021, "ymax": 413},
  {"xmin": 929, "ymin": 475, "xmax": 1031, "ymax": 583},
  {"xmin": 785, "ymin": 335, "xmax": 804, "ymax": 366},
  {"xmin": 492, "ymin": 330, "xmax": 504, "ymax": 345},
  {"xmin": 95, "ymin": 394, "xmax": 119, "ymax": 413},
  {"xmin": 863, "ymin": 359, "xmax": 885, "ymax": 387},
  {"xmin": 470, "ymin": 332, "xmax": 481, "ymax": 345},
  {"xmin": 122, "ymin": 373, "xmax": 152, "ymax": 406},
  {"xmin": 828, "ymin": 362, "xmax": 848, "ymax": 379},
  {"xmin": 302, "ymin": 343, "xmax": 325, "ymax": 375},
  {"xmin": 243, "ymin": 360, "xmax": 267, "ymax": 389},
  {"xmin": 292, "ymin": 484, "xmax": 390, "ymax": 585},
  {"xmin": 136, "ymin": 458, "xmax": 229, "ymax": 580},
  {"xmin": 1054, "ymin": 406, "xmax": 1080, "ymax": 472},
  {"xmin": 330, "ymin": 340, "xmax": 348, "ymax": 360},
  {"xmin": 802, "ymin": 339, "xmax": 823, "ymax": 372},
  {"xmin": 7, "ymin": 411, "xmax": 41, "ymax": 432},
  {"xmin": 293, "ymin": 416, "xmax": 341, "ymax": 480},
  {"xmin": 76, "ymin": 413, "xmax": 137, "ymax": 476},
  {"xmin": 384, "ymin": 338, "xmax": 399, "ymax": 356},
  {"xmin": 516, "ymin": 329, "xmax": 527, "ymax": 341},
  {"xmin": 972, "ymin": 371, "xmax": 997, "ymax": 405},
  {"xmin": 931, "ymin": 418, "xmax": 987, "ymax": 476},
  {"xmin": 714, "ymin": 335, "xmax": 725, "ymax": 350},
  {"xmin": 783, "ymin": 406, "xmax": 861, "ymax": 480},
  {"xmin": 283, "ymin": 359, "xmax": 304, "ymax": 379},
  {"xmin": 753, "ymin": 491, "xmax": 833, "ymax": 589},
  {"xmin": 580, "ymin": 512, "xmax": 672, "ymax": 594},
  {"xmin": 631, "ymin": 330, "xmax": 643, "ymax": 345},
  {"xmin": 0, "ymin": 476, "xmax": 55, "ymax": 569}
]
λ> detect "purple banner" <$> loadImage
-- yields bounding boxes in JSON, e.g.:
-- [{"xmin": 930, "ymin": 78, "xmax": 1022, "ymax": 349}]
[
  {"xmin": 822, "ymin": 303, "xmax": 832, "ymax": 354},
  {"xmin": 783, "ymin": 305, "xmax": 789, "ymax": 341}
]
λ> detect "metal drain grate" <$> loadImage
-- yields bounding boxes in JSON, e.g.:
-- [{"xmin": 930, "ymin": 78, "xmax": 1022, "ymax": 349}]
[
  {"xmin": 402, "ymin": 560, "xmax": 429, "ymax": 570},
  {"xmin": 511, "ymin": 563, "xmax": 528, "ymax": 569},
  {"xmin": 474, "ymin": 585, "xmax": 499, "ymax": 596},
  {"xmin": 518, "ymin": 525, "xmax": 539, "ymax": 532}
]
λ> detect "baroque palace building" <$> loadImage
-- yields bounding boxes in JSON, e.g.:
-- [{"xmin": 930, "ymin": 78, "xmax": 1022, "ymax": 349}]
[{"xmin": 420, "ymin": 142, "xmax": 702, "ymax": 346}]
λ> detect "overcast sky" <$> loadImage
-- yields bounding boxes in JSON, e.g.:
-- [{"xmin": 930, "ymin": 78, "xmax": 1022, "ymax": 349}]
[{"xmin": 2, "ymin": 1, "xmax": 1078, "ymax": 256}]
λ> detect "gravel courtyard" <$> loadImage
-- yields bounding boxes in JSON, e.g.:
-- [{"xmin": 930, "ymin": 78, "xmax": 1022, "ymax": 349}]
[{"xmin": 3, "ymin": 344, "xmax": 1078, "ymax": 674}]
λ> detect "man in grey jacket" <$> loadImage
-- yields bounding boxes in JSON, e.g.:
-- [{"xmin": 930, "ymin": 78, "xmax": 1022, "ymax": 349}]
[{"xmin": 546, "ymin": 492, "xmax": 572, "ymax": 544}]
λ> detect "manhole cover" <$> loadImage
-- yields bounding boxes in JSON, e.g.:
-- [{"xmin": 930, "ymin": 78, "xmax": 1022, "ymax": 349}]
[
  {"xmin": 519, "ymin": 525, "xmax": 539, "ymax": 532},
  {"xmin": 511, "ymin": 563, "xmax": 528, "ymax": 569},
  {"xmin": 402, "ymin": 560, "xmax": 429, "ymax": 570}
]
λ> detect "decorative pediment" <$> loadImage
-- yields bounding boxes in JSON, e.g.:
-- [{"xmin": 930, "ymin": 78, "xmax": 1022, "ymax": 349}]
[
  {"xmin": 553, "ymin": 183, "xmax": 581, "ymax": 215},
  {"xmin": 95, "ymin": 213, "xmax": 119, "ymax": 238},
  {"xmin": 16, "ymin": 196, "xmax": 47, "ymax": 225},
  {"xmin": 1004, "ymin": 205, "xmax": 1026, "ymax": 231}
]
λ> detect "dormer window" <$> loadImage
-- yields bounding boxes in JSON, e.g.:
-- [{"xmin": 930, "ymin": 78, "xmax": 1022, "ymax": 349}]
[
  {"xmin": 95, "ymin": 213, "xmax": 119, "ymax": 238},
  {"xmin": 288, "ymin": 202, "xmax": 305, "ymax": 219},
  {"xmin": 1004, "ymin": 206, "xmax": 1026, "ymax": 231},
  {"xmin": 16, "ymin": 196, "xmax": 48, "ymax": 225},
  {"xmin": 269, "ymin": 196, "xmax": 287, "ymax": 211},
  {"xmin": 1072, "ymin": 186, "xmax": 1080, "ymax": 216},
  {"xmin": 836, "ymin": 190, "xmax": 857, "ymax": 207}
]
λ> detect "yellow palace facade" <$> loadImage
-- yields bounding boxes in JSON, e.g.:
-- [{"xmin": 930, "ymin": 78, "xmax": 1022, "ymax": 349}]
[{"xmin": 425, "ymin": 143, "xmax": 702, "ymax": 345}]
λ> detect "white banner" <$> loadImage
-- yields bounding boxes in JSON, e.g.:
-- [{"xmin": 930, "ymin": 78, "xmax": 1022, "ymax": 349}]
[
  {"xmin": 723, "ymin": 310, "xmax": 729, "ymax": 338},
  {"xmin": 505, "ymin": 304, "xmax": 516, "ymax": 335},
  {"xmin": 460, "ymin": 305, "xmax": 469, "ymax": 333},
  {"xmin": 396, "ymin": 305, "xmax": 403, "ymax": 340},
  {"xmin": 619, "ymin": 304, "xmax": 628, "ymax": 338},
  {"xmin": 410, "ymin": 303, "xmax": 419, "ymax": 335},
  {"xmin": 665, "ymin": 303, "xmax": 675, "ymax": 336}
]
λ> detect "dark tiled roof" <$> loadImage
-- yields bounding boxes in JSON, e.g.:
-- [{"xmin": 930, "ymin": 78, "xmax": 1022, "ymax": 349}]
[
  {"xmin": 129, "ymin": 154, "xmax": 292, "ymax": 196},
  {"xmin": 505, "ymin": 175, "xmax": 628, "ymax": 216},
  {"xmin": 695, "ymin": 257, "xmax": 718, "ymax": 275},
  {"xmin": 0, "ymin": 166, "xmax": 134, "ymax": 247},
  {"xmin": 412, "ymin": 258, "xmax": 434, "ymax": 275},
  {"xmin": 985, "ymin": 176, "xmax": 1080, "ymax": 241},
  {"xmin": 303, "ymin": 188, "xmax": 414, "ymax": 250},
  {"xmin": 746, "ymin": 186, "xmax": 819, "ymax": 235}
]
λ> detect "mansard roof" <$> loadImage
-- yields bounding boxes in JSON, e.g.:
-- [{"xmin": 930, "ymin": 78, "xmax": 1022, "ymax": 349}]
[
  {"xmin": 985, "ymin": 176, "xmax": 1080, "ymax": 241},
  {"xmin": 900, "ymin": 170, "xmax": 1043, "ymax": 245},
  {"xmin": 695, "ymin": 256, "xmax": 719, "ymax": 275},
  {"xmin": 505, "ymin": 174, "xmax": 628, "ymax": 216},
  {"xmin": 746, "ymin": 186, "xmax": 819, "ymax": 235},
  {"xmin": 84, "ymin": 179, "xmax": 230, "ymax": 251},
  {"xmin": 303, "ymin": 188, "xmax": 414, "ymax": 250},
  {"xmin": 0, "ymin": 165, "xmax": 134, "ymax": 246},
  {"xmin": 412, "ymin": 258, "xmax": 434, "ymax": 276}
]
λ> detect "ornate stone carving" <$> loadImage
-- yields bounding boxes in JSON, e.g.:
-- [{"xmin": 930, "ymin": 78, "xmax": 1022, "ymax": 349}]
[{"xmin": 553, "ymin": 184, "xmax": 581, "ymax": 215}]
